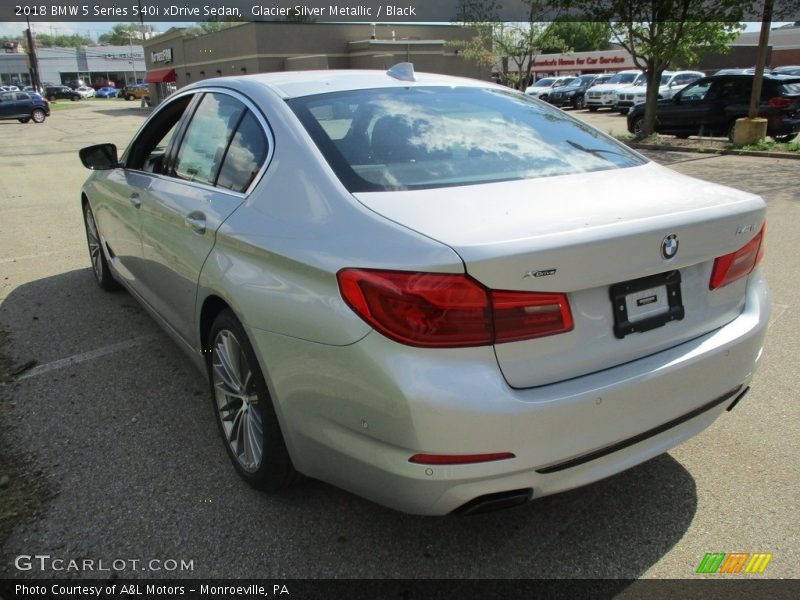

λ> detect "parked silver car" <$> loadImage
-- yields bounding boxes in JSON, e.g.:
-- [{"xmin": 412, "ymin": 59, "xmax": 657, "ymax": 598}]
[{"xmin": 79, "ymin": 66, "xmax": 769, "ymax": 515}]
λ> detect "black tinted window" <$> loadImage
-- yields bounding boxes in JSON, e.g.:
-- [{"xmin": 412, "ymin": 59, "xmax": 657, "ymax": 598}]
[{"xmin": 216, "ymin": 111, "xmax": 269, "ymax": 193}]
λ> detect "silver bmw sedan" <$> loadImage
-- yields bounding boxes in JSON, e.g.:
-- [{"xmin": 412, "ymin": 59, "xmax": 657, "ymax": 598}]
[{"xmin": 79, "ymin": 65, "xmax": 769, "ymax": 515}]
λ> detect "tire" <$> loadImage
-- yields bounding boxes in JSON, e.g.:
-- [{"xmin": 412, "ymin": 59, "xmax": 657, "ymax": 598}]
[
  {"xmin": 575, "ymin": 96, "xmax": 586, "ymax": 110},
  {"xmin": 47, "ymin": 95, "xmax": 56, "ymax": 102},
  {"xmin": 83, "ymin": 202, "xmax": 120, "ymax": 291},
  {"xmin": 18, "ymin": 117, "xmax": 30, "ymax": 123},
  {"xmin": 772, "ymin": 133, "xmax": 797, "ymax": 143},
  {"xmin": 675, "ymin": 134, "xmax": 690, "ymax": 139},
  {"xmin": 208, "ymin": 309, "xmax": 297, "ymax": 491},
  {"xmin": 588, "ymin": 106, "xmax": 598, "ymax": 112},
  {"xmin": 70, "ymin": 95, "xmax": 78, "ymax": 101},
  {"xmin": 619, "ymin": 108, "xmax": 628, "ymax": 115},
  {"xmin": 727, "ymin": 123, "xmax": 737, "ymax": 143},
  {"xmin": 631, "ymin": 116, "xmax": 645, "ymax": 136},
  {"xmin": 126, "ymin": 94, "xmax": 134, "ymax": 101},
  {"xmin": 31, "ymin": 109, "xmax": 45, "ymax": 124}
]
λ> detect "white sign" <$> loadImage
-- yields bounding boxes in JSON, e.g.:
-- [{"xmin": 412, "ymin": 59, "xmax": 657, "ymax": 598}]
[{"xmin": 151, "ymin": 48, "xmax": 172, "ymax": 63}]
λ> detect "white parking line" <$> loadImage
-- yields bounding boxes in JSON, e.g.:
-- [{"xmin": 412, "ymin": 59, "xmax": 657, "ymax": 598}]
[
  {"xmin": 17, "ymin": 334, "xmax": 160, "ymax": 381},
  {"xmin": 769, "ymin": 303, "xmax": 790, "ymax": 329}
]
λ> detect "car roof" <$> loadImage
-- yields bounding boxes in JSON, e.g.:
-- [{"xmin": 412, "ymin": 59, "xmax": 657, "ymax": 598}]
[{"xmin": 182, "ymin": 69, "xmax": 501, "ymax": 99}]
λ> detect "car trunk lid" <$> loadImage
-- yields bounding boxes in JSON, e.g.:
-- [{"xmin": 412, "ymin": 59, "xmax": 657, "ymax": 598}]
[{"xmin": 353, "ymin": 162, "xmax": 766, "ymax": 387}]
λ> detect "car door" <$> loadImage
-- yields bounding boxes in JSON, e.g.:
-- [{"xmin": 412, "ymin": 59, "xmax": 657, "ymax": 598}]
[
  {"xmin": 137, "ymin": 90, "xmax": 272, "ymax": 345},
  {"xmin": 92, "ymin": 93, "xmax": 196, "ymax": 290},
  {"xmin": 0, "ymin": 91, "xmax": 16, "ymax": 118},
  {"xmin": 658, "ymin": 79, "xmax": 716, "ymax": 134}
]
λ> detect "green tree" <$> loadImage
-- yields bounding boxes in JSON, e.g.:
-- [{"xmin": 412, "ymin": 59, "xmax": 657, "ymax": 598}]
[
  {"xmin": 556, "ymin": 0, "xmax": 745, "ymax": 138},
  {"xmin": 542, "ymin": 22, "xmax": 613, "ymax": 53},
  {"xmin": 98, "ymin": 23, "xmax": 145, "ymax": 45},
  {"xmin": 183, "ymin": 20, "xmax": 244, "ymax": 38},
  {"xmin": 33, "ymin": 33, "xmax": 92, "ymax": 49},
  {"xmin": 452, "ymin": 1, "xmax": 568, "ymax": 89}
]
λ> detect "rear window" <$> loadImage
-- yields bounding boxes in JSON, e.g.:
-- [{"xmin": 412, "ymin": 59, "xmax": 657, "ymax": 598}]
[{"xmin": 288, "ymin": 86, "xmax": 645, "ymax": 192}]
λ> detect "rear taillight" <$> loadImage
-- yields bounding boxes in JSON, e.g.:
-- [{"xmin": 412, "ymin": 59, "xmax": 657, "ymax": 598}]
[
  {"xmin": 337, "ymin": 269, "xmax": 573, "ymax": 348},
  {"xmin": 767, "ymin": 96, "xmax": 793, "ymax": 109},
  {"xmin": 709, "ymin": 225, "xmax": 765, "ymax": 290}
]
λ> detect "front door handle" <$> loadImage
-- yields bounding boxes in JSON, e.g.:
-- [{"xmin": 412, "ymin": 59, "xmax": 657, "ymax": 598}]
[
  {"xmin": 129, "ymin": 193, "xmax": 141, "ymax": 208},
  {"xmin": 184, "ymin": 211, "xmax": 206, "ymax": 235}
]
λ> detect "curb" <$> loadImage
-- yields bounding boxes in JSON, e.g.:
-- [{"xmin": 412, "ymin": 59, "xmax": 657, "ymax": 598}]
[{"xmin": 627, "ymin": 142, "xmax": 800, "ymax": 160}]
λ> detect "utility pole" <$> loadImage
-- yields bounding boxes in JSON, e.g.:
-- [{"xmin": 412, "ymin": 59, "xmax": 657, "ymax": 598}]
[
  {"xmin": 25, "ymin": 16, "xmax": 41, "ymax": 91},
  {"xmin": 748, "ymin": 0, "xmax": 773, "ymax": 119},
  {"xmin": 129, "ymin": 35, "xmax": 137, "ymax": 85}
]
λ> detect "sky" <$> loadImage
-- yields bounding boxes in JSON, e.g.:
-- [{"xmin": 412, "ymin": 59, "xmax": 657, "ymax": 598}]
[{"xmin": 0, "ymin": 20, "xmax": 793, "ymax": 41}]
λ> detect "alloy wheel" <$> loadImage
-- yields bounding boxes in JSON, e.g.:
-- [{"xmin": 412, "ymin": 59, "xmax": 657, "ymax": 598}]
[
  {"xmin": 84, "ymin": 205, "xmax": 103, "ymax": 281},
  {"xmin": 212, "ymin": 330, "xmax": 263, "ymax": 473}
]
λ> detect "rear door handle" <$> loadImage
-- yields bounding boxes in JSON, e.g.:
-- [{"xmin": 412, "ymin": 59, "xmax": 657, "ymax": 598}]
[
  {"xmin": 184, "ymin": 211, "xmax": 206, "ymax": 235},
  {"xmin": 129, "ymin": 193, "xmax": 141, "ymax": 208}
]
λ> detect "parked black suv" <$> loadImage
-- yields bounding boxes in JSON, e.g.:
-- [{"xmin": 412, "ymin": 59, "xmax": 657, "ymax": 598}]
[
  {"xmin": 44, "ymin": 85, "xmax": 81, "ymax": 102},
  {"xmin": 627, "ymin": 74, "xmax": 800, "ymax": 142}
]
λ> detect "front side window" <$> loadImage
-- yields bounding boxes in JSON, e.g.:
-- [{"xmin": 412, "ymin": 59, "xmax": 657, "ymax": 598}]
[
  {"xmin": 124, "ymin": 94, "xmax": 193, "ymax": 172},
  {"xmin": 289, "ymin": 86, "xmax": 646, "ymax": 192},
  {"xmin": 680, "ymin": 80, "xmax": 713, "ymax": 101}
]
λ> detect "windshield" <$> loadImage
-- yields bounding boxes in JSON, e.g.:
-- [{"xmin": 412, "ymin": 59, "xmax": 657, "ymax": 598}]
[
  {"xmin": 531, "ymin": 78, "xmax": 555, "ymax": 87},
  {"xmin": 660, "ymin": 74, "xmax": 673, "ymax": 85},
  {"xmin": 288, "ymin": 86, "xmax": 646, "ymax": 192},
  {"xmin": 607, "ymin": 72, "xmax": 639, "ymax": 84}
]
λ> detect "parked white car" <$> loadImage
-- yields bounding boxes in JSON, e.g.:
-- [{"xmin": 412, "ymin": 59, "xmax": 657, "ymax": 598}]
[
  {"xmin": 76, "ymin": 85, "xmax": 96, "ymax": 99},
  {"xmin": 615, "ymin": 71, "xmax": 705, "ymax": 113},
  {"xmin": 525, "ymin": 76, "xmax": 577, "ymax": 100},
  {"xmin": 585, "ymin": 70, "xmax": 644, "ymax": 111}
]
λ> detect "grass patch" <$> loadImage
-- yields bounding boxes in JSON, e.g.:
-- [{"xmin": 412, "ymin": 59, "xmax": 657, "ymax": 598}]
[
  {"xmin": 741, "ymin": 139, "xmax": 800, "ymax": 153},
  {"xmin": 49, "ymin": 101, "xmax": 87, "ymax": 111}
]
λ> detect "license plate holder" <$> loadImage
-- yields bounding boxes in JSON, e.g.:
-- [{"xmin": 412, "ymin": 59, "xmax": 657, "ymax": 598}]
[{"xmin": 610, "ymin": 270, "xmax": 684, "ymax": 339}]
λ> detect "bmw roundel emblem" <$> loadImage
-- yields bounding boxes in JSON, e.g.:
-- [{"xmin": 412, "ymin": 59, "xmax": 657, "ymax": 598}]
[{"xmin": 661, "ymin": 234, "xmax": 679, "ymax": 259}]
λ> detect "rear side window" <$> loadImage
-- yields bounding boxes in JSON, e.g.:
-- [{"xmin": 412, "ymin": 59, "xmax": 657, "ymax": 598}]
[
  {"xmin": 172, "ymin": 93, "xmax": 245, "ymax": 186},
  {"xmin": 289, "ymin": 86, "xmax": 645, "ymax": 192},
  {"xmin": 216, "ymin": 111, "xmax": 270, "ymax": 192},
  {"xmin": 779, "ymin": 82, "xmax": 800, "ymax": 95}
]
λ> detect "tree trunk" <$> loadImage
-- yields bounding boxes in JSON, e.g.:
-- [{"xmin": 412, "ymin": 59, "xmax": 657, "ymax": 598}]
[{"xmin": 639, "ymin": 62, "xmax": 665, "ymax": 139}]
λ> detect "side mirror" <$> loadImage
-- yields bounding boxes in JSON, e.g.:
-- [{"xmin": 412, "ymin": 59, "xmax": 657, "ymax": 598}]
[{"xmin": 79, "ymin": 143, "xmax": 119, "ymax": 170}]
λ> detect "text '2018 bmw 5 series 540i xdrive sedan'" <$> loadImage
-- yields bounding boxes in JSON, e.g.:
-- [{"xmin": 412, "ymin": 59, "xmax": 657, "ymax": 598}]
[{"xmin": 79, "ymin": 64, "xmax": 769, "ymax": 515}]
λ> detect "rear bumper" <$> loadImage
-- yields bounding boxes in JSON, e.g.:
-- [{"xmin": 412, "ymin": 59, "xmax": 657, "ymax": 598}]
[{"xmin": 248, "ymin": 273, "xmax": 770, "ymax": 515}]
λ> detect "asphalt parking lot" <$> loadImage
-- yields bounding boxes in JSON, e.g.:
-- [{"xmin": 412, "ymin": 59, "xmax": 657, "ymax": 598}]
[{"xmin": 0, "ymin": 100, "xmax": 798, "ymax": 581}]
